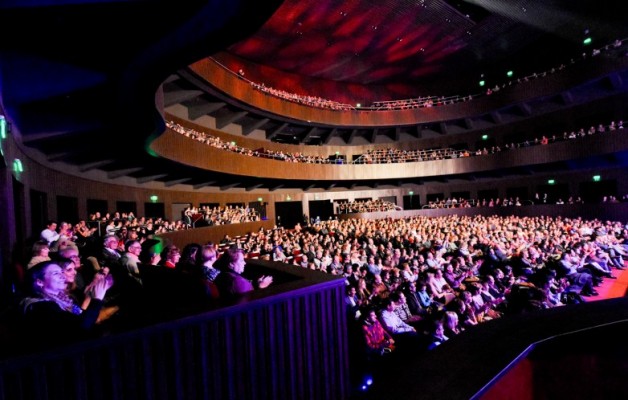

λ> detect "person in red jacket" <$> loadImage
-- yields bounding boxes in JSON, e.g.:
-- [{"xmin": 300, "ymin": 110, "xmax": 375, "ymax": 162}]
[{"xmin": 362, "ymin": 309, "xmax": 395, "ymax": 357}]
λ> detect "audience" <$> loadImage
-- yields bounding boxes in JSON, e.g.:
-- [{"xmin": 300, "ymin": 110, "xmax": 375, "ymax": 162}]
[
  {"xmin": 19, "ymin": 260, "xmax": 113, "ymax": 350},
  {"xmin": 213, "ymin": 38, "xmax": 627, "ymax": 113},
  {"xmin": 8, "ymin": 206, "xmax": 628, "ymax": 362},
  {"xmin": 213, "ymin": 247, "xmax": 273, "ymax": 297},
  {"xmin": 337, "ymin": 199, "xmax": 400, "ymax": 213},
  {"xmin": 170, "ymin": 118, "xmax": 625, "ymax": 170},
  {"xmin": 27, "ymin": 241, "xmax": 51, "ymax": 269}
]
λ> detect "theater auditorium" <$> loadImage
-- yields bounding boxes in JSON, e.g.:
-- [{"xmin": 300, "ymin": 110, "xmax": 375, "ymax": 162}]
[{"xmin": 1, "ymin": 1, "xmax": 628, "ymax": 399}]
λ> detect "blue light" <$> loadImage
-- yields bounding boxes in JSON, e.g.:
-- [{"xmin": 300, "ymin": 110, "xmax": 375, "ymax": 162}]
[
  {"xmin": 361, "ymin": 385, "xmax": 368, "ymax": 391},
  {"xmin": 365, "ymin": 377, "xmax": 373, "ymax": 386}
]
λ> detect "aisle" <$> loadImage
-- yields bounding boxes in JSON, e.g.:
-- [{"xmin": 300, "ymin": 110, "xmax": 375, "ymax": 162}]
[{"xmin": 591, "ymin": 261, "xmax": 628, "ymax": 300}]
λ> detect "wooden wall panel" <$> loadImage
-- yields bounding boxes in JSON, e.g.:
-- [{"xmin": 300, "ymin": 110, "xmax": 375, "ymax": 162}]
[
  {"xmin": 151, "ymin": 130, "xmax": 628, "ymax": 181},
  {"xmin": 189, "ymin": 56, "xmax": 628, "ymax": 127},
  {"xmin": 158, "ymin": 220, "xmax": 274, "ymax": 249}
]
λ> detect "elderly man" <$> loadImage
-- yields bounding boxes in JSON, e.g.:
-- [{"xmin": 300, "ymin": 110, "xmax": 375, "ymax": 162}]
[{"xmin": 120, "ymin": 240, "xmax": 143, "ymax": 284}]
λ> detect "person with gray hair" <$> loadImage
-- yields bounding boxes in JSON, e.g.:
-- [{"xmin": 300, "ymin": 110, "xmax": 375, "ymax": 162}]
[{"xmin": 214, "ymin": 247, "xmax": 272, "ymax": 297}]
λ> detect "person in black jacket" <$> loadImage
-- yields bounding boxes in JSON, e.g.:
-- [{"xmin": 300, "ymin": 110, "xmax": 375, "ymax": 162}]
[{"xmin": 20, "ymin": 260, "xmax": 113, "ymax": 352}]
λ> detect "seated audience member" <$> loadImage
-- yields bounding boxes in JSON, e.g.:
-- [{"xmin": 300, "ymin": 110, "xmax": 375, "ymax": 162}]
[
  {"xmin": 557, "ymin": 251, "xmax": 598, "ymax": 296},
  {"xmin": 404, "ymin": 281, "xmax": 427, "ymax": 316},
  {"xmin": 50, "ymin": 222, "xmax": 77, "ymax": 252},
  {"xmin": 362, "ymin": 309, "xmax": 395, "ymax": 357},
  {"xmin": 27, "ymin": 241, "xmax": 51, "ymax": 269},
  {"xmin": 40, "ymin": 221, "xmax": 60, "ymax": 246},
  {"xmin": 58, "ymin": 246, "xmax": 89, "ymax": 293},
  {"xmin": 371, "ymin": 273, "xmax": 390, "ymax": 302},
  {"xmin": 417, "ymin": 281, "xmax": 438, "ymax": 312},
  {"xmin": 120, "ymin": 240, "xmax": 143, "ymax": 284},
  {"xmin": 197, "ymin": 244, "xmax": 220, "ymax": 282},
  {"xmin": 391, "ymin": 291, "xmax": 422, "ymax": 326},
  {"xmin": 442, "ymin": 311, "xmax": 462, "ymax": 337},
  {"xmin": 73, "ymin": 219, "xmax": 97, "ymax": 245},
  {"xmin": 20, "ymin": 261, "xmax": 113, "ymax": 350},
  {"xmin": 459, "ymin": 291, "xmax": 480, "ymax": 326},
  {"xmin": 57, "ymin": 257, "xmax": 81, "ymax": 304},
  {"xmin": 443, "ymin": 262, "xmax": 465, "ymax": 292},
  {"xmin": 428, "ymin": 269, "xmax": 456, "ymax": 304},
  {"xmin": 139, "ymin": 246, "xmax": 161, "ymax": 266},
  {"xmin": 177, "ymin": 243, "xmax": 202, "ymax": 273},
  {"xmin": 468, "ymin": 283, "xmax": 502, "ymax": 321},
  {"xmin": 160, "ymin": 245, "xmax": 181, "ymax": 269},
  {"xmin": 345, "ymin": 286, "xmax": 362, "ymax": 321},
  {"xmin": 356, "ymin": 278, "xmax": 373, "ymax": 307},
  {"xmin": 426, "ymin": 320, "xmax": 449, "ymax": 351},
  {"xmin": 100, "ymin": 235, "xmax": 123, "ymax": 269},
  {"xmin": 272, "ymin": 246, "xmax": 287, "ymax": 263},
  {"xmin": 379, "ymin": 298, "xmax": 417, "ymax": 337},
  {"xmin": 214, "ymin": 247, "xmax": 273, "ymax": 297}
]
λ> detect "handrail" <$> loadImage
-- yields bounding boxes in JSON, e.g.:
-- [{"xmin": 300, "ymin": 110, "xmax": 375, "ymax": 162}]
[{"xmin": 0, "ymin": 259, "xmax": 349, "ymax": 400}]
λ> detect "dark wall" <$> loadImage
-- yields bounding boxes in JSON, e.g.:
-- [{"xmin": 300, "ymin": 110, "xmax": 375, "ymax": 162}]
[
  {"xmin": 309, "ymin": 199, "xmax": 334, "ymax": 222},
  {"xmin": 275, "ymin": 201, "xmax": 303, "ymax": 229}
]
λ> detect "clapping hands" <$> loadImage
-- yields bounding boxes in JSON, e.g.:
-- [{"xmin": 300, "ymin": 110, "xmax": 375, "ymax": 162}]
[
  {"xmin": 257, "ymin": 275, "xmax": 273, "ymax": 289},
  {"xmin": 86, "ymin": 271, "xmax": 114, "ymax": 300}
]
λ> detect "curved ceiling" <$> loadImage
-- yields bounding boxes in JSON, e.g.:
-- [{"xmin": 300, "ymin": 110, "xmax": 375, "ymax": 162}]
[{"xmin": 222, "ymin": 0, "xmax": 628, "ymax": 99}]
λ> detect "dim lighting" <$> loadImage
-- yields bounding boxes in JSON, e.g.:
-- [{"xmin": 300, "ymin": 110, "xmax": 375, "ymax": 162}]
[
  {"xmin": 593, "ymin": 175, "xmax": 601, "ymax": 182},
  {"xmin": 150, "ymin": 195, "xmax": 158, "ymax": 203},
  {"xmin": 479, "ymin": 80, "xmax": 485, "ymax": 87},
  {"xmin": 506, "ymin": 70, "xmax": 513, "ymax": 77},
  {"xmin": 482, "ymin": 134, "xmax": 488, "ymax": 140},
  {"xmin": 583, "ymin": 37, "xmax": 592, "ymax": 45},
  {"xmin": 547, "ymin": 179, "xmax": 555, "ymax": 185}
]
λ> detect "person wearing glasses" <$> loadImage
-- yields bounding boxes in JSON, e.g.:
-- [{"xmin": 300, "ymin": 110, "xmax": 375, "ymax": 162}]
[{"xmin": 120, "ymin": 240, "xmax": 143, "ymax": 284}]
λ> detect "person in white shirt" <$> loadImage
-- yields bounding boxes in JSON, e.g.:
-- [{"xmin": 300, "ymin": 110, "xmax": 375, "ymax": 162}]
[
  {"xmin": 379, "ymin": 299, "xmax": 416, "ymax": 335},
  {"xmin": 40, "ymin": 221, "xmax": 60, "ymax": 246}
]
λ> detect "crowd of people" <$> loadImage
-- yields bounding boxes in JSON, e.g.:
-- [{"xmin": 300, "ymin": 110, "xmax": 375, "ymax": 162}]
[
  {"xmin": 353, "ymin": 147, "xmax": 467, "ymax": 164},
  {"xmin": 422, "ymin": 192, "xmax": 628, "ymax": 210},
  {"xmin": 371, "ymin": 95, "xmax": 462, "ymax": 110},
  {"xmin": 170, "ymin": 116, "xmax": 624, "ymax": 167},
  {"xmin": 183, "ymin": 205, "xmax": 262, "ymax": 227},
  {"xmin": 353, "ymin": 119, "xmax": 624, "ymax": 165},
  {"xmin": 87, "ymin": 211, "xmax": 189, "ymax": 237},
  {"xmin": 216, "ymin": 214, "xmax": 628, "ymax": 359},
  {"xmin": 7, "ymin": 210, "xmax": 628, "ymax": 366},
  {"xmin": 167, "ymin": 121, "xmax": 332, "ymax": 163},
  {"xmin": 249, "ymin": 82, "xmax": 354, "ymax": 111},
  {"xmin": 337, "ymin": 199, "xmax": 401, "ymax": 214},
  {"xmin": 217, "ymin": 38, "xmax": 626, "ymax": 113}
]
